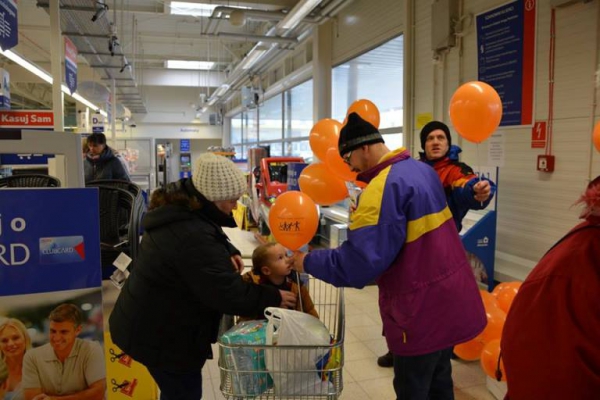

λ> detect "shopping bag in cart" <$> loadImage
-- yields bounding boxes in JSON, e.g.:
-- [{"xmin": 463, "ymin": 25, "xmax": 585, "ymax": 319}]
[
  {"xmin": 220, "ymin": 320, "xmax": 273, "ymax": 396},
  {"xmin": 264, "ymin": 307, "xmax": 334, "ymax": 395}
]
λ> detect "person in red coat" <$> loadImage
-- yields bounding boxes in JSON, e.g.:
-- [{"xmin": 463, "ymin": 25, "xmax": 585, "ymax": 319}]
[{"xmin": 501, "ymin": 175, "xmax": 600, "ymax": 399}]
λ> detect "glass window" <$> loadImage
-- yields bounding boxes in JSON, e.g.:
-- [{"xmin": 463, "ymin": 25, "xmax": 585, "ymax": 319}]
[
  {"xmin": 245, "ymin": 109, "xmax": 258, "ymax": 143},
  {"xmin": 285, "ymin": 80, "xmax": 313, "ymax": 139},
  {"xmin": 233, "ymin": 145, "xmax": 243, "ymax": 159},
  {"xmin": 285, "ymin": 140, "xmax": 312, "ymax": 160},
  {"xmin": 260, "ymin": 94, "xmax": 283, "ymax": 141},
  {"xmin": 332, "ymin": 35, "xmax": 403, "ymax": 129},
  {"xmin": 383, "ymin": 132, "xmax": 403, "ymax": 150},
  {"xmin": 231, "ymin": 114, "xmax": 243, "ymax": 144}
]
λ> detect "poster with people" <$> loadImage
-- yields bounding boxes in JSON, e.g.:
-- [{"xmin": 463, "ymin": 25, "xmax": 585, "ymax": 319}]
[{"xmin": 0, "ymin": 188, "xmax": 106, "ymax": 400}]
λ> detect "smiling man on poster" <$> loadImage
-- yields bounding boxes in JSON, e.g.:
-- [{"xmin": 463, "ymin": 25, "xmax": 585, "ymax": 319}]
[{"xmin": 21, "ymin": 304, "xmax": 105, "ymax": 400}]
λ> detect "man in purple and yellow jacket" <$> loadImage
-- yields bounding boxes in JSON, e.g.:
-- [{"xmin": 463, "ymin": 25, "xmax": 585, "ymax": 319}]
[{"xmin": 293, "ymin": 112, "xmax": 486, "ymax": 400}]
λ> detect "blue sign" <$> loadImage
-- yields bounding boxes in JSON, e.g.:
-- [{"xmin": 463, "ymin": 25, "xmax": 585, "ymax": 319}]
[
  {"xmin": 476, "ymin": 0, "xmax": 536, "ymax": 126},
  {"xmin": 180, "ymin": 139, "xmax": 190, "ymax": 152},
  {"xmin": 286, "ymin": 162, "xmax": 308, "ymax": 191},
  {"xmin": 65, "ymin": 59, "xmax": 77, "ymax": 95},
  {"xmin": 64, "ymin": 37, "xmax": 78, "ymax": 95},
  {"xmin": 0, "ymin": 68, "xmax": 10, "ymax": 110},
  {"xmin": 91, "ymin": 114, "xmax": 104, "ymax": 133},
  {"xmin": 0, "ymin": 0, "xmax": 18, "ymax": 51},
  {"xmin": 0, "ymin": 153, "xmax": 54, "ymax": 165},
  {"xmin": 0, "ymin": 189, "xmax": 102, "ymax": 296}
]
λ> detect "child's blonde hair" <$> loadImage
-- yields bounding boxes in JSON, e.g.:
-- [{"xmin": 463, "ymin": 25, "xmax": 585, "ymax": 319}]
[{"xmin": 251, "ymin": 242, "xmax": 278, "ymax": 276}]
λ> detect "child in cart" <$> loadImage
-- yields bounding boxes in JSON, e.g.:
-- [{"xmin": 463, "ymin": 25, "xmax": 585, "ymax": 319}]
[{"xmin": 240, "ymin": 242, "xmax": 319, "ymax": 320}]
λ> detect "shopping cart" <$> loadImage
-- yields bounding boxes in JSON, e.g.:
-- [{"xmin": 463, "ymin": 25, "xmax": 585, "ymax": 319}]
[{"xmin": 219, "ymin": 277, "xmax": 345, "ymax": 399}]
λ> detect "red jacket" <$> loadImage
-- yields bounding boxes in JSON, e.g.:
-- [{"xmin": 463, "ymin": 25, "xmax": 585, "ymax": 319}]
[{"xmin": 502, "ymin": 216, "xmax": 600, "ymax": 399}]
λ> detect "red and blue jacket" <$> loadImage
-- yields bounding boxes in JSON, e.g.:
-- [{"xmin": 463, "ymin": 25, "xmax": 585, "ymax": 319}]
[
  {"xmin": 304, "ymin": 148, "xmax": 486, "ymax": 356},
  {"xmin": 420, "ymin": 145, "xmax": 497, "ymax": 231}
]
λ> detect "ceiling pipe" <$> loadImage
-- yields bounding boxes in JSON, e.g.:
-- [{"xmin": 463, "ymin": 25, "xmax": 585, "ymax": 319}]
[{"xmin": 216, "ymin": 32, "xmax": 298, "ymax": 45}]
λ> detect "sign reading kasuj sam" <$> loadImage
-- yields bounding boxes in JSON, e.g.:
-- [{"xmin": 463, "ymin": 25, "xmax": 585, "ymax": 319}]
[
  {"xmin": 476, "ymin": 0, "xmax": 536, "ymax": 127},
  {"xmin": 0, "ymin": 188, "xmax": 108, "ymax": 399}
]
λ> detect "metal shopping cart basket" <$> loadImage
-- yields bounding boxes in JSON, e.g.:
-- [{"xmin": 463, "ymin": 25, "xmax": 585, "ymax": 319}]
[{"xmin": 219, "ymin": 277, "xmax": 344, "ymax": 399}]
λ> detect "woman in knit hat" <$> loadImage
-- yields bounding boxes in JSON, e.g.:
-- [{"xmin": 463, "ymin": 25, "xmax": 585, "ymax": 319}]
[{"xmin": 109, "ymin": 153, "xmax": 296, "ymax": 400}]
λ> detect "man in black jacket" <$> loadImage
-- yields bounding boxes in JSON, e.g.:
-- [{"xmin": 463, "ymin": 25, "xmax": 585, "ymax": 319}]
[
  {"xmin": 109, "ymin": 153, "xmax": 295, "ymax": 400},
  {"xmin": 84, "ymin": 133, "xmax": 130, "ymax": 182}
]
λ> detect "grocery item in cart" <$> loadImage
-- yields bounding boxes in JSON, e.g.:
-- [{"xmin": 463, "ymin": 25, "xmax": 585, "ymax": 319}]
[
  {"xmin": 220, "ymin": 320, "xmax": 273, "ymax": 396},
  {"xmin": 264, "ymin": 307, "xmax": 334, "ymax": 395}
]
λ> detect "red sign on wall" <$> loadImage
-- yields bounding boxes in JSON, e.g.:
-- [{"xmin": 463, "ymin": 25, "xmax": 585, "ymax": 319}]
[
  {"xmin": 531, "ymin": 121, "xmax": 547, "ymax": 149},
  {"xmin": 0, "ymin": 110, "xmax": 54, "ymax": 127},
  {"xmin": 0, "ymin": 110, "xmax": 54, "ymax": 128}
]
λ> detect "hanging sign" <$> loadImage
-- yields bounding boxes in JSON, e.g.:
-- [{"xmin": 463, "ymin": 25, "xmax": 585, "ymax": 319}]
[
  {"xmin": 0, "ymin": 0, "xmax": 18, "ymax": 51},
  {"xmin": 0, "ymin": 68, "xmax": 9, "ymax": 109},
  {"xmin": 0, "ymin": 110, "xmax": 54, "ymax": 128},
  {"xmin": 65, "ymin": 36, "xmax": 78, "ymax": 95},
  {"xmin": 477, "ymin": 0, "xmax": 536, "ymax": 127},
  {"xmin": 92, "ymin": 113, "xmax": 105, "ymax": 133}
]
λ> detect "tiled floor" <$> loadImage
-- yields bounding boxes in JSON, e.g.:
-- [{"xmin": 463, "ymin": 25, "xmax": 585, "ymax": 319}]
[{"xmin": 200, "ymin": 284, "xmax": 503, "ymax": 400}]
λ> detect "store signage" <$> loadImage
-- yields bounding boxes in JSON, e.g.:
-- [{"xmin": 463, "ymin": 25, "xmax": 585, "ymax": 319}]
[
  {"xmin": 0, "ymin": 0, "xmax": 18, "ymax": 51},
  {"xmin": 531, "ymin": 121, "xmax": 546, "ymax": 149},
  {"xmin": 64, "ymin": 37, "xmax": 78, "ymax": 94},
  {"xmin": 92, "ymin": 113, "xmax": 105, "ymax": 133},
  {"xmin": 180, "ymin": 139, "xmax": 190, "ymax": 152},
  {"xmin": 477, "ymin": 0, "xmax": 536, "ymax": 126},
  {"xmin": 0, "ymin": 110, "xmax": 54, "ymax": 127},
  {"xmin": 0, "ymin": 68, "xmax": 10, "ymax": 109}
]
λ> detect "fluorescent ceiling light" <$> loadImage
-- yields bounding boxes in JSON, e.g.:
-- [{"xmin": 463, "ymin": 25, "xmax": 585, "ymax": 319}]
[
  {"xmin": 166, "ymin": 60, "xmax": 215, "ymax": 70},
  {"xmin": 170, "ymin": 1, "xmax": 218, "ymax": 17},
  {"xmin": 170, "ymin": 1, "xmax": 249, "ymax": 16},
  {"xmin": 239, "ymin": 48, "xmax": 268, "ymax": 70},
  {"xmin": 279, "ymin": 0, "xmax": 322, "ymax": 30},
  {"xmin": 213, "ymin": 84, "xmax": 230, "ymax": 97},
  {"xmin": 0, "ymin": 48, "xmax": 107, "ymax": 116}
]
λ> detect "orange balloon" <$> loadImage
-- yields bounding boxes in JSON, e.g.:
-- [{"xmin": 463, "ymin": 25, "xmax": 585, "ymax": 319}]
[
  {"xmin": 299, "ymin": 163, "xmax": 348, "ymax": 206},
  {"xmin": 455, "ymin": 335, "xmax": 485, "ymax": 361},
  {"xmin": 268, "ymin": 191, "xmax": 319, "ymax": 251},
  {"xmin": 480, "ymin": 290, "xmax": 499, "ymax": 311},
  {"xmin": 347, "ymin": 99, "xmax": 380, "ymax": 128},
  {"xmin": 325, "ymin": 147, "xmax": 358, "ymax": 182},
  {"xmin": 593, "ymin": 122, "xmax": 600, "ymax": 152},
  {"xmin": 495, "ymin": 282, "xmax": 522, "ymax": 314},
  {"xmin": 449, "ymin": 81, "xmax": 503, "ymax": 143},
  {"xmin": 481, "ymin": 303, "xmax": 506, "ymax": 344},
  {"xmin": 480, "ymin": 339, "xmax": 506, "ymax": 381},
  {"xmin": 309, "ymin": 119, "xmax": 342, "ymax": 161}
]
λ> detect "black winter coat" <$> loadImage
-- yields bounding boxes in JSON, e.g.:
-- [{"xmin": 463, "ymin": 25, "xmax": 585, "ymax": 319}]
[
  {"xmin": 109, "ymin": 179, "xmax": 281, "ymax": 372},
  {"xmin": 84, "ymin": 146, "xmax": 130, "ymax": 182}
]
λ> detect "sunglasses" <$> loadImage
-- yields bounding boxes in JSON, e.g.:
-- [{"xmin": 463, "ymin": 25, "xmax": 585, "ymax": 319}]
[{"xmin": 342, "ymin": 150, "xmax": 353, "ymax": 166}]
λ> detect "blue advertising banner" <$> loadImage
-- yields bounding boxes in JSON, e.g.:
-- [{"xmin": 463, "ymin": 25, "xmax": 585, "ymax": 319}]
[
  {"xmin": 92, "ymin": 113, "xmax": 105, "ymax": 133},
  {"xmin": 0, "ymin": 0, "xmax": 18, "ymax": 51},
  {"xmin": 65, "ymin": 37, "xmax": 78, "ymax": 95},
  {"xmin": 180, "ymin": 139, "xmax": 190, "ymax": 152},
  {"xmin": 287, "ymin": 162, "xmax": 308, "ymax": 191},
  {"xmin": 0, "ymin": 188, "xmax": 102, "ymax": 296},
  {"xmin": 0, "ymin": 153, "xmax": 54, "ymax": 164},
  {"xmin": 476, "ymin": 0, "xmax": 536, "ymax": 127},
  {"xmin": 0, "ymin": 68, "xmax": 10, "ymax": 109}
]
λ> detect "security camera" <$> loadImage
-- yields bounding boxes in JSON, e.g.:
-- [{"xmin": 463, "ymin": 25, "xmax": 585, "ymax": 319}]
[
  {"xmin": 129, "ymin": 123, "xmax": 137, "ymax": 128},
  {"xmin": 108, "ymin": 35, "xmax": 120, "ymax": 56},
  {"xmin": 91, "ymin": 3, "xmax": 109, "ymax": 22}
]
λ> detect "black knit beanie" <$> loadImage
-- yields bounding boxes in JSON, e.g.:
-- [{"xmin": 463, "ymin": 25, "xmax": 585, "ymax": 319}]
[
  {"xmin": 419, "ymin": 121, "xmax": 452, "ymax": 150},
  {"xmin": 338, "ymin": 112, "xmax": 384, "ymax": 156}
]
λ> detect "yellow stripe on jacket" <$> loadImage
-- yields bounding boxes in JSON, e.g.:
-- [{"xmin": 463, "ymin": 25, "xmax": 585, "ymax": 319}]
[{"xmin": 406, "ymin": 206, "xmax": 453, "ymax": 243}]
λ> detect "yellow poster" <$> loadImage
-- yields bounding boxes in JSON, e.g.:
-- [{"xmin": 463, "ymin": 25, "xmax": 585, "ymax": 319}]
[{"xmin": 416, "ymin": 113, "xmax": 434, "ymax": 129}]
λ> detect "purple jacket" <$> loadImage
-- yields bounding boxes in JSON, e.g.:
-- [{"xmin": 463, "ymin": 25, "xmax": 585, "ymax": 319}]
[{"xmin": 305, "ymin": 148, "xmax": 486, "ymax": 355}]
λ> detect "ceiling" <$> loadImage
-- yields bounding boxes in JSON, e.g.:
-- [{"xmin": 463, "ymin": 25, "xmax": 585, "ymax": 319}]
[{"xmin": 8, "ymin": 0, "xmax": 348, "ymax": 118}]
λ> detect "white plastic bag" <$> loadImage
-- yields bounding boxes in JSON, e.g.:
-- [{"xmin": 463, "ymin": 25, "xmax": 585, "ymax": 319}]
[{"xmin": 264, "ymin": 307, "xmax": 334, "ymax": 395}]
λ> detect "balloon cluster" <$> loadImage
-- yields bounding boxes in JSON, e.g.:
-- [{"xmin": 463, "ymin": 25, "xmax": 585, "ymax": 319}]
[
  {"xmin": 454, "ymin": 282, "xmax": 522, "ymax": 381},
  {"xmin": 268, "ymin": 99, "xmax": 380, "ymax": 250}
]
